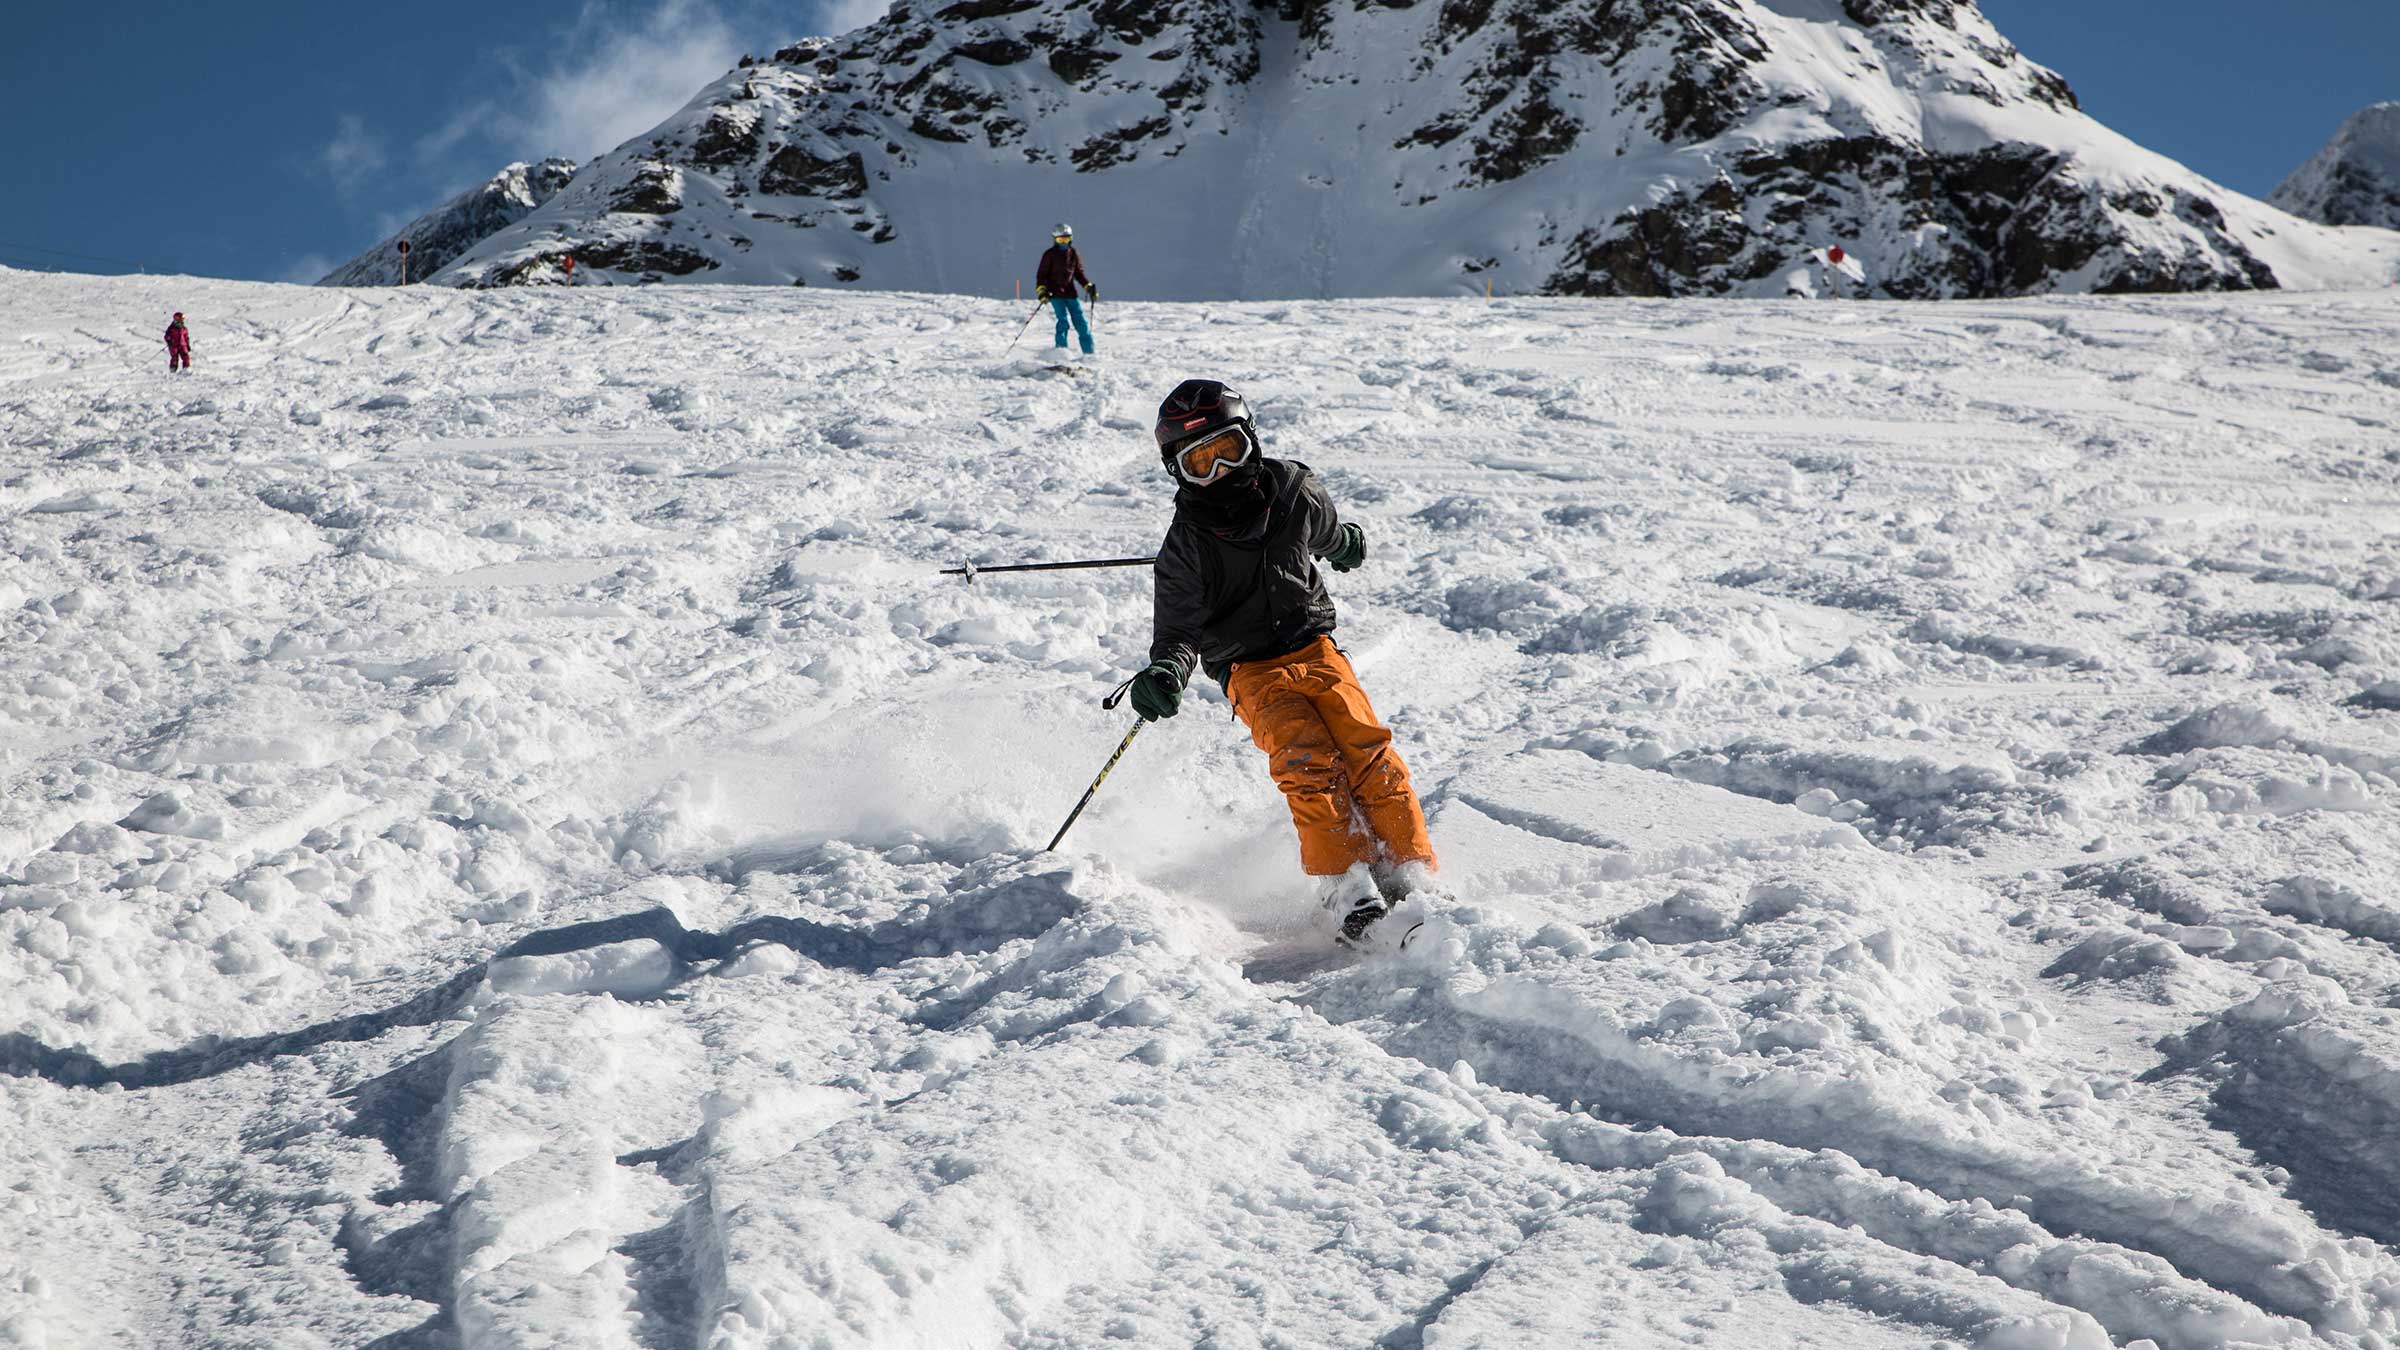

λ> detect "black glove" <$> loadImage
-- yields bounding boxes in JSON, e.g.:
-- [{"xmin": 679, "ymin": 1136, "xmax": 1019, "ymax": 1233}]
[
  {"xmin": 1084, "ymin": 283, "xmax": 1099, "ymax": 303},
  {"xmin": 1325, "ymin": 522, "xmax": 1365, "ymax": 573},
  {"xmin": 1035, "ymin": 285, "xmax": 1050, "ymax": 301},
  {"xmin": 1128, "ymin": 661, "xmax": 1183, "ymax": 721}
]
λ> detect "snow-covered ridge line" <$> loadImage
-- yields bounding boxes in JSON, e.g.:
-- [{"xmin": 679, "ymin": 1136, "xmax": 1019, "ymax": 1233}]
[{"xmin": 423, "ymin": 0, "xmax": 2400, "ymax": 297}]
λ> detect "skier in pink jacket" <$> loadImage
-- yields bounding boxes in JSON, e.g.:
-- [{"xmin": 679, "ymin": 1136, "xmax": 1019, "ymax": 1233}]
[{"xmin": 165, "ymin": 313, "xmax": 193, "ymax": 373}]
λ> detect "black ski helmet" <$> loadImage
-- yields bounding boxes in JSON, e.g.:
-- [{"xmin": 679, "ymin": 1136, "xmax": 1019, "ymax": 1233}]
[{"xmin": 1154, "ymin": 379, "xmax": 1254, "ymax": 473}]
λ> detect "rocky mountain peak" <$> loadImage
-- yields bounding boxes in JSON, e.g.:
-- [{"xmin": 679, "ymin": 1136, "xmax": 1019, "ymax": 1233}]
[
  {"xmin": 424, "ymin": 0, "xmax": 2395, "ymax": 297},
  {"xmin": 2272, "ymin": 102, "xmax": 2400, "ymax": 231},
  {"xmin": 321, "ymin": 159, "xmax": 579, "ymax": 287}
]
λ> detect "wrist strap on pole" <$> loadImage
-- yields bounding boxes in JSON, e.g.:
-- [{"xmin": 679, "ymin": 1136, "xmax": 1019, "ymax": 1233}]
[{"xmin": 1102, "ymin": 673, "xmax": 1138, "ymax": 711}]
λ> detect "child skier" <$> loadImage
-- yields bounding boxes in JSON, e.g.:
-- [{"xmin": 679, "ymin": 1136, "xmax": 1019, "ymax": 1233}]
[
  {"xmin": 164, "ymin": 313, "xmax": 192, "ymax": 373},
  {"xmin": 1034, "ymin": 223, "xmax": 1097, "ymax": 360},
  {"xmin": 1125, "ymin": 379, "xmax": 1438, "ymax": 943}
]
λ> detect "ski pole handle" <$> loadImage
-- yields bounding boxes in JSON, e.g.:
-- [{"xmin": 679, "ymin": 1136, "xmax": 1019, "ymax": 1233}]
[{"xmin": 1044, "ymin": 720, "xmax": 1144, "ymax": 853}]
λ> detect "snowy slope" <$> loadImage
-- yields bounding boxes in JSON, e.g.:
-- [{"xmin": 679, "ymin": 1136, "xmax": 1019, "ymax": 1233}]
[
  {"xmin": 2274, "ymin": 104, "xmax": 2400, "ymax": 231},
  {"xmin": 429, "ymin": 0, "xmax": 2400, "ymax": 299},
  {"xmin": 320, "ymin": 159, "xmax": 579, "ymax": 287},
  {"xmin": 5, "ymin": 266, "xmax": 2400, "ymax": 1347}
]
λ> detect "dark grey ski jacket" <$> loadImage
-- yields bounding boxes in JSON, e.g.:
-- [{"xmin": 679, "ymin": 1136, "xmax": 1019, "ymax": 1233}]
[{"xmin": 1150, "ymin": 459, "xmax": 1346, "ymax": 688}]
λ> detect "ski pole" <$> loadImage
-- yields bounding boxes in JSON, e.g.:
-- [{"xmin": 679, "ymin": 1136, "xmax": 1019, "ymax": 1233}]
[
  {"xmin": 942, "ymin": 555, "xmax": 1155, "ymax": 583},
  {"xmin": 1003, "ymin": 298, "xmax": 1045, "ymax": 355},
  {"xmin": 1045, "ymin": 720, "xmax": 1144, "ymax": 853}
]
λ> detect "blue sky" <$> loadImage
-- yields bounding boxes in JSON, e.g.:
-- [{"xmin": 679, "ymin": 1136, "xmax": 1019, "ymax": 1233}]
[
  {"xmin": 1984, "ymin": 0, "xmax": 2397, "ymax": 195},
  {"xmin": 0, "ymin": 0, "xmax": 880, "ymax": 282},
  {"xmin": 1, "ymin": 1, "xmax": 2392, "ymax": 284}
]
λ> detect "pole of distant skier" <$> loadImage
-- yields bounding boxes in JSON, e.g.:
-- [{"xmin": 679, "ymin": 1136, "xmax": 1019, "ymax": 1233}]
[{"xmin": 1002, "ymin": 299, "xmax": 1045, "ymax": 355}]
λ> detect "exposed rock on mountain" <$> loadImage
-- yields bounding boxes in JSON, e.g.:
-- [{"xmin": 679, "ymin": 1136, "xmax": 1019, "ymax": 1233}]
[
  {"xmin": 431, "ymin": 3, "xmax": 2398, "ymax": 298},
  {"xmin": 2273, "ymin": 103, "xmax": 2400, "ymax": 232},
  {"xmin": 320, "ymin": 160, "xmax": 579, "ymax": 287}
]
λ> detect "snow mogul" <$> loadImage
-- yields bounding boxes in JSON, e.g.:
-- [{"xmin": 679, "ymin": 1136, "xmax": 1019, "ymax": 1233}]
[
  {"xmin": 1034, "ymin": 223, "xmax": 1098, "ymax": 359},
  {"xmin": 1124, "ymin": 378, "xmax": 1438, "ymax": 944}
]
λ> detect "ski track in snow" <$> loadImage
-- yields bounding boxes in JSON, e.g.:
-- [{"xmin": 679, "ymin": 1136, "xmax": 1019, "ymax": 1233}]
[{"xmin": 3, "ymin": 269, "xmax": 2400, "ymax": 1349}]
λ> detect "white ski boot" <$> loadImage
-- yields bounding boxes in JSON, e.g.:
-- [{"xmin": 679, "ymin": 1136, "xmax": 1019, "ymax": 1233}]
[{"xmin": 1316, "ymin": 865, "xmax": 1389, "ymax": 947}]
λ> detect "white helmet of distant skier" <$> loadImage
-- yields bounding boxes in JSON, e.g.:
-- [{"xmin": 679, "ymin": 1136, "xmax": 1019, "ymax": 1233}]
[{"xmin": 1053, "ymin": 223, "xmax": 1074, "ymax": 241}]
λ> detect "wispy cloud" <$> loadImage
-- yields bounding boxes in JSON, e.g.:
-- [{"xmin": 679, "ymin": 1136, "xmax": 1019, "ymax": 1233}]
[
  {"xmin": 318, "ymin": 115, "xmax": 389, "ymax": 196},
  {"xmin": 814, "ymin": 0, "xmax": 891, "ymax": 33},
  {"xmin": 280, "ymin": 253, "xmax": 336, "ymax": 285},
  {"xmin": 412, "ymin": 106, "xmax": 489, "ymax": 173},
  {"xmin": 495, "ymin": 0, "xmax": 755, "ymax": 163},
  {"xmin": 440, "ymin": 0, "xmax": 886, "ymax": 167},
  {"xmin": 370, "ymin": 205, "xmax": 421, "ymax": 243},
  {"xmin": 335, "ymin": 0, "xmax": 882, "ymax": 241},
  {"xmin": 280, "ymin": 0, "xmax": 897, "ymax": 281},
  {"xmin": 292, "ymin": 1, "xmax": 886, "ymax": 285}
]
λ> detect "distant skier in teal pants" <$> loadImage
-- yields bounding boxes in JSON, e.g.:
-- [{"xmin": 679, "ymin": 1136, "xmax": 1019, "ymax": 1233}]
[{"xmin": 1035, "ymin": 223, "xmax": 1097, "ymax": 360}]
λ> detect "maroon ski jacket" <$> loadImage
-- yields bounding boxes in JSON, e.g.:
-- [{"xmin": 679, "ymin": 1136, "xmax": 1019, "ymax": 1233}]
[
  {"xmin": 165, "ymin": 320, "xmax": 192, "ymax": 355},
  {"xmin": 1035, "ymin": 245, "xmax": 1092, "ymax": 297}
]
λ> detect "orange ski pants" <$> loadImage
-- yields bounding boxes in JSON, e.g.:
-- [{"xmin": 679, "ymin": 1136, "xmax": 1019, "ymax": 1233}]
[{"xmin": 1226, "ymin": 635, "xmax": 1435, "ymax": 877}]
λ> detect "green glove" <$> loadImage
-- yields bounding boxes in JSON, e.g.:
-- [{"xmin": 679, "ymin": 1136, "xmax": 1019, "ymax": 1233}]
[
  {"xmin": 1326, "ymin": 522, "xmax": 1366, "ymax": 573},
  {"xmin": 1036, "ymin": 285, "xmax": 1050, "ymax": 301},
  {"xmin": 1084, "ymin": 283, "xmax": 1099, "ymax": 302},
  {"xmin": 1129, "ymin": 661, "xmax": 1183, "ymax": 721}
]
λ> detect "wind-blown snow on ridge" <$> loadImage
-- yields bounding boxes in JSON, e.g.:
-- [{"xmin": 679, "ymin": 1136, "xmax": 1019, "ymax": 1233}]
[
  {"xmin": 319, "ymin": 158, "xmax": 579, "ymax": 287},
  {"xmin": 3, "ymin": 267, "xmax": 2400, "ymax": 1347},
  {"xmin": 429, "ymin": 0, "xmax": 2400, "ymax": 298}
]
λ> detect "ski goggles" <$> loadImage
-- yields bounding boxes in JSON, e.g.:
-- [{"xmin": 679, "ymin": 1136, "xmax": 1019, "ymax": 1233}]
[{"xmin": 1169, "ymin": 424, "xmax": 1258, "ymax": 486}]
